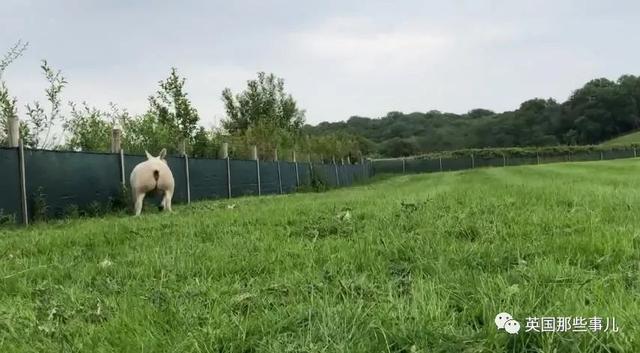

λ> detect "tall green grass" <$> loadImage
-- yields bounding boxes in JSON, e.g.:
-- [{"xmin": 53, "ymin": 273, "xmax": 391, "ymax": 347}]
[{"xmin": 1, "ymin": 159, "xmax": 639, "ymax": 352}]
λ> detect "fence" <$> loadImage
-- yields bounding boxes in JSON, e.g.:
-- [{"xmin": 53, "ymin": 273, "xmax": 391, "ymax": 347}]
[
  {"xmin": 0, "ymin": 146, "xmax": 373, "ymax": 225},
  {"xmin": 372, "ymin": 148, "xmax": 638, "ymax": 174}
]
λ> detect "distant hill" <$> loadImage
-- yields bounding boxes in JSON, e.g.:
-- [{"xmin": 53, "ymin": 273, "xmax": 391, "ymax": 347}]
[
  {"xmin": 304, "ymin": 75, "xmax": 640, "ymax": 158},
  {"xmin": 601, "ymin": 130, "xmax": 640, "ymax": 146}
]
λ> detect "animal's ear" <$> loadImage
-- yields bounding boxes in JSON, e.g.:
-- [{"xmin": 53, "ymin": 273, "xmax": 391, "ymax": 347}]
[
  {"xmin": 145, "ymin": 150, "xmax": 153, "ymax": 160},
  {"xmin": 159, "ymin": 148, "xmax": 167, "ymax": 160}
]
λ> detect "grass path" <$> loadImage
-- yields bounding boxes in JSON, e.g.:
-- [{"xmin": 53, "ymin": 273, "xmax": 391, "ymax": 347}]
[{"xmin": 1, "ymin": 160, "xmax": 640, "ymax": 352}]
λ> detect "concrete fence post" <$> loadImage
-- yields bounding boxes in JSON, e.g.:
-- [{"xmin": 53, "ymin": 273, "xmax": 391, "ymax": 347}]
[
  {"xmin": 439, "ymin": 157, "xmax": 443, "ymax": 172},
  {"xmin": 600, "ymin": 151, "xmax": 604, "ymax": 160},
  {"xmin": 503, "ymin": 154, "xmax": 506, "ymax": 167},
  {"xmin": 635, "ymin": 147, "xmax": 637, "ymax": 158},
  {"xmin": 7, "ymin": 117, "xmax": 19, "ymax": 147},
  {"xmin": 402, "ymin": 158, "xmax": 406, "ymax": 173},
  {"xmin": 471, "ymin": 153, "xmax": 475, "ymax": 168},
  {"xmin": 18, "ymin": 139, "xmax": 28, "ymax": 225},
  {"xmin": 252, "ymin": 145, "xmax": 261, "ymax": 196},
  {"xmin": 536, "ymin": 152, "xmax": 540, "ymax": 165}
]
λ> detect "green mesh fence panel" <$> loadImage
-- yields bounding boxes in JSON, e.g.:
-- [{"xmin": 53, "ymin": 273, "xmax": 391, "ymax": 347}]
[
  {"xmin": 0, "ymin": 148, "xmax": 20, "ymax": 222},
  {"xmin": 279, "ymin": 162, "xmax": 298, "ymax": 193},
  {"xmin": 313, "ymin": 163, "xmax": 338, "ymax": 187},
  {"xmin": 507, "ymin": 157, "xmax": 538, "ymax": 166},
  {"xmin": 350, "ymin": 165, "xmax": 361, "ymax": 185},
  {"xmin": 259, "ymin": 161, "xmax": 280, "ymax": 195},
  {"xmin": 373, "ymin": 160, "xmax": 403, "ymax": 174},
  {"xmin": 570, "ymin": 152, "xmax": 601, "ymax": 162},
  {"xmin": 298, "ymin": 163, "xmax": 312, "ymax": 186},
  {"xmin": 338, "ymin": 165, "xmax": 352, "ymax": 186},
  {"xmin": 540, "ymin": 154, "xmax": 571, "ymax": 164},
  {"xmin": 604, "ymin": 149, "xmax": 635, "ymax": 160},
  {"xmin": 25, "ymin": 150, "xmax": 121, "ymax": 218},
  {"xmin": 475, "ymin": 157, "xmax": 505, "ymax": 168},
  {"xmin": 441, "ymin": 157, "xmax": 472, "ymax": 171},
  {"xmin": 230, "ymin": 160, "xmax": 258, "ymax": 197},
  {"xmin": 348, "ymin": 165, "xmax": 363, "ymax": 183},
  {"xmin": 406, "ymin": 159, "xmax": 440, "ymax": 173},
  {"xmin": 188, "ymin": 158, "xmax": 227, "ymax": 201},
  {"xmin": 165, "ymin": 156, "xmax": 188, "ymax": 203}
]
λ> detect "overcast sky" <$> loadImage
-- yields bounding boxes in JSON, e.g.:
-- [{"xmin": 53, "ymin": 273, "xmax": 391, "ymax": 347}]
[{"xmin": 2, "ymin": 0, "xmax": 639, "ymax": 127}]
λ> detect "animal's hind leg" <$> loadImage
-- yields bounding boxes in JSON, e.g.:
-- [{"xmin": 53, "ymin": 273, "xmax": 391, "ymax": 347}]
[
  {"xmin": 163, "ymin": 189, "xmax": 173, "ymax": 212},
  {"xmin": 158, "ymin": 190, "xmax": 166, "ymax": 211},
  {"xmin": 134, "ymin": 192, "xmax": 145, "ymax": 216}
]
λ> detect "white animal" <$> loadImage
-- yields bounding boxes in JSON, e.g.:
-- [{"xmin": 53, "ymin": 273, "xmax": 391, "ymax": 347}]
[{"xmin": 129, "ymin": 149, "xmax": 175, "ymax": 216}]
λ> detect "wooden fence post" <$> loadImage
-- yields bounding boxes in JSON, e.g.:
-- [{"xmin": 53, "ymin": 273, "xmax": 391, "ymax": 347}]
[
  {"xmin": 18, "ymin": 139, "xmax": 28, "ymax": 225},
  {"xmin": 219, "ymin": 142, "xmax": 229, "ymax": 159},
  {"xmin": 111, "ymin": 127, "xmax": 122, "ymax": 153},
  {"xmin": 7, "ymin": 117, "xmax": 19, "ymax": 147}
]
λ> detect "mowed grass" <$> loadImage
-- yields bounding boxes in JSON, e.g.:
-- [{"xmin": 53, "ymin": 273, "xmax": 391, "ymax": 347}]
[
  {"xmin": 601, "ymin": 130, "xmax": 640, "ymax": 146},
  {"xmin": 2, "ymin": 160, "xmax": 640, "ymax": 353}
]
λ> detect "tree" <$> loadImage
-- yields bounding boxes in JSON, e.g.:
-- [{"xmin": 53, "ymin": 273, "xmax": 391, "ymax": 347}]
[
  {"xmin": 221, "ymin": 72, "xmax": 305, "ymax": 135},
  {"xmin": 63, "ymin": 102, "xmax": 111, "ymax": 151},
  {"xmin": 148, "ymin": 67, "xmax": 200, "ymax": 151},
  {"xmin": 0, "ymin": 40, "xmax": 28, "ymax": 145},
  {"xmin": 24, "ymin": 60, "xmax": 67, "ymax": 148}
]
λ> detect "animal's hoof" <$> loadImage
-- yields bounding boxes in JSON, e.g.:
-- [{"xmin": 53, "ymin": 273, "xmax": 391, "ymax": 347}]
[{"xmin": 158, "ymin": 205, "xmax": 165, "ymax": 211}]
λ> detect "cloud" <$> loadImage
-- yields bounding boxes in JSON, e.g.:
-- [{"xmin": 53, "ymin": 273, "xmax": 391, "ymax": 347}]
[{"xmin": 289, "ymin": 17, "xmax": 452, "ymax": 74}]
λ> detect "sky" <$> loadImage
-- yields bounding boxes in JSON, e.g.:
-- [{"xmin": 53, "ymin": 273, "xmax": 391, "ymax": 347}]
[{"xmin": 2, "ymin": 0, "xmax": 640, "ymax": 128}]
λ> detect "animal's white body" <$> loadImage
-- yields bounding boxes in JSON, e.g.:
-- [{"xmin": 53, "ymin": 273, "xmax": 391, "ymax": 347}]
[{"xmin": 129, "ymin": 149, "xmax": 175, "ymax": 216}]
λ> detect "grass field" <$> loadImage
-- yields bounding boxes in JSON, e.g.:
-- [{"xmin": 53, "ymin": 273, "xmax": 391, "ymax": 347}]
[
  {"xmin": 2, "ymin": 160, "xmax": 640, "ymax": 352},
  {"xmin": 601, "ymin": 130, "xmax": 640, "ymax": 146}
]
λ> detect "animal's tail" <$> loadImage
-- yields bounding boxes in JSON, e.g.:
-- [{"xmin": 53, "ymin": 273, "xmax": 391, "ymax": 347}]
[{"xmin": 153, "ymin": 170, "xmax": 160, "ymax": 190}]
